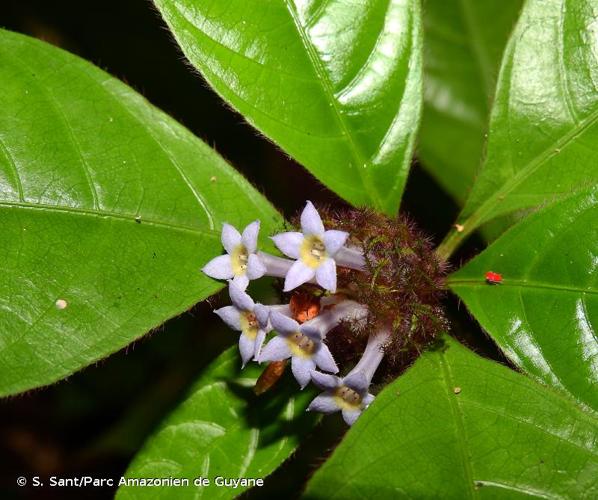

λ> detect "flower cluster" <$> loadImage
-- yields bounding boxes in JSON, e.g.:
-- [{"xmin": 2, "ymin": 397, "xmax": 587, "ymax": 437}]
[
  {"xmin": 202, "ymin": 202, "xmax": 387, "ymax": 425},
  {"xmin": 203, "ymin": 201, "xmax": 447, "ymax": 425}
]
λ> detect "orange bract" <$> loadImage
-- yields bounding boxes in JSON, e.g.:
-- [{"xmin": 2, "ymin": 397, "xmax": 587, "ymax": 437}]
[
  {"xmin": 290, "ymin": 292, "xmax": 321, "ymax": 324},
  {"xmin": 254, "ymin": 360, "xmax": 288, "ymax": 395}
]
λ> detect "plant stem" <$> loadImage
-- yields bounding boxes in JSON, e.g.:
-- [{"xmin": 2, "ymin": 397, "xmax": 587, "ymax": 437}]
[{"xmin": 436, "ymin": 215, "xmax": 478, "ymax": 261}]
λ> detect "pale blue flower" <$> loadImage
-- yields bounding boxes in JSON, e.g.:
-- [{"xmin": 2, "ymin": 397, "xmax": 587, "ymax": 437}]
[
  {"xmin": 307, "ymin": 371, "xmax": 375, "ymax": 426},
  {"xmin": 258, "ymin": 311, "xmax": 338, "ymax": 388},
  {"xmin": 307, "ymin": 328, "xmax": 389, "ymax": 425},
  {"xmin": 272, "ymin": 201, "xmax": 348, "ymax": 292},
  {"xmin": 214, "ymin": 282, "xmax": 270, "ymax": 367},
  {"xmin": 202, "ymin": 221, "xmax": 266, "ymax": 290}
]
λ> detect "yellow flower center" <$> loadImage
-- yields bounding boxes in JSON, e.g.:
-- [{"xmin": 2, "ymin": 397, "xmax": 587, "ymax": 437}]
[
  {"xmin": 231, "ymin": 244, "xmax": 249, "ymax": 276},
  {"xmin": 334, "ymin": 385, "xmax": 362, "ymax": 411},
  {"xmin": 239, "ymin": 311, "xmax": 259, "ymax": 339},
  {"xmin": 287, "ymin": 331, "xmax": 316, "ymax": 358},
  {"xmin": 300, "ymin": 235, "xmax": 327, "ymax": 268}
]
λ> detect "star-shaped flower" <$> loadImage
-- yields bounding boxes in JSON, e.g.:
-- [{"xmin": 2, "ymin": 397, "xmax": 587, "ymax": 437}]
[
  {"xmin": 258, "ymin": 311, "xmax": 338, "ymax": 388},
  {"xmin": 307, "ymin": 371, "xmax": 375, "ymax": 426},
  {"xmin": 272, "ymin": 201, "xmax": 348, "ymax": 292},
  {"xmin": 214, "ymin": 282, "xmax": 270, "ymax": 367},
  {"xmin": 202, "ymin": 221, "xmax": 266, "ymax": 290}
]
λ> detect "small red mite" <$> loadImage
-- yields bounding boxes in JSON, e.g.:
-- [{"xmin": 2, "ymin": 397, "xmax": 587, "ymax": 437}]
[{"xmin": 485, "ymin": 271, "xmax": 503, "ymax": 284}]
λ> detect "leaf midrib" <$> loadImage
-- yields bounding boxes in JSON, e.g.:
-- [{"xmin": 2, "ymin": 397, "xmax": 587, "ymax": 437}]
[
  {"xmin": 281, "ymin": 0, "xmax": 384, "ymax": 210},
  {"xmin": 438, "ymin": 351, "xmax": 479, "ymax": 499},
  {"xmin": 162, "ymin": 0, "xmax": 369, "ymax": 202},
  {"xmin": 436, "ymin": 62, "xmax": 598, "ymax": 260},
  {"xmin": 448, "ymin": 278, "xmax": 598, "ymax": 296},
  {"xmin": 0, "ymin": 200, "xmax": 215, "ymax": 237},
  {"xmin": 470, "ymin": 103, "xmax": 598, "ymax": 225}
]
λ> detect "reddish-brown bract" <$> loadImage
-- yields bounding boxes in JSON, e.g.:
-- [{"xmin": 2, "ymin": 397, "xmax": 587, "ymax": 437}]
[
  {"xmin": 290, "ymin": 292, "xmax": 321, "ymax": 324},
  {"xmin": 254, "ymin": 360, "xmax": 288, "ymax": 395}
]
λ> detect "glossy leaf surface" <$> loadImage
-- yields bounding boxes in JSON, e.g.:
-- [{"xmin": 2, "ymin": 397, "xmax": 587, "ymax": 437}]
[
  {"xmin": 457, "ymin": 0, "xmax": 598, "ymax": 233},
  {"xmin": 450, "ymin": 190, "xmax": 598, "ymax": 412},
  {"xmin": 0, "ymin": 30, "xmax": 281, "ymax": 397},
  {"xmin": 118, "ymin": 347, "xmax": 316, "ymax": 500},
  {"xmin": 154, "ymin": 0, "xmax": 423, "ymax": 215},
  {"xmin": 419, "ymin": 0, "xmax": 523, "ymax": 204},
  {"xmin": 305, "ymin": 336, "xmax": 598, "ymax": 499}
]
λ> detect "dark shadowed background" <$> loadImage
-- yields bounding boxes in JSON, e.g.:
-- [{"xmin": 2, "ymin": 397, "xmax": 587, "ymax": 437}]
[{"xmin": 0, "ymin": 1, "xmax": 499, "ymax": 498}]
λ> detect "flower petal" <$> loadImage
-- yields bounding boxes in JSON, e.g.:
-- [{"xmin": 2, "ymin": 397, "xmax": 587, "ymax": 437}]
[
  {"xmin": 246, "ymin": 253, "xmax": 266, "ymax": 280},
  {"xmin": 214, "ymin": 306, "xmax": 242, "ymax": 330},
  {"xmin": 258, "ymin": 336, "xmax": 291, "ymax": 362},
  {"xmin": 242, "ymin": 220, "xmax": 260, "ymax": 253},
  {"xmin": 253, "ymin": 329, "xmax": 267, "ymax": 360},
  {"xmin": 308, "ymin": 394, "xmax": 339, "ymax": 414},
  {"xmin": 228, "ymin": 281, "xmax": 254, "ymax": 311},
  {"xmin": 253, "ymin": 304, "xmax": 270, "ymax": 329},
  {"xmin": 315, "ymin": 258, "xmax": 337, "ymax": 292},
  {"xmin": 239, "ymin": 333, "xmax": 255, "ymax": 367},
  {"xmin": 292, "ymin": 357, "xmax": 316, "ymax": 388},
  {"xmin": 232, "ymin": 274, "xmax": 249, "ymax": 291},
  {"xmin": 272, "ymin": 232, "xmax": 303, "ymax": 259},
  {"xmin": 311, "ymin": 371, "xmax": 340, "ymax": 390},
  {"xmin": 324, "ymin": 229, "xmax": 349, "ymax": 256},
  {"xmin": 362, "ymin": 393, "xmax": 375, "ymax": 407},
  {"xmin": 314, "ymin": 343, "xmax": 338, "ymax": 373},
  {"xmin": 301, "ymin": 201, "xmax": 325, "ymax": 236},
  {"xmin": 284, "ymin": 260, "xmax": 316, "ymax": 292},
  {"xmin": 221, "ymin": 223, "xmax": 242, "ymax": 254},
  {"xmin": 343, "ymin": 371, "xmax": 369, "ymax": 394},
  {"xmin": 342, "ymin": 408, "xmax": 362, "ymax": 426},
  {"xmin": 202, "ymin": 254, "xmax": 233, "ymax": 280},
  {"xmin": 270, "ymin": 311, "xmax": 300, "ymax": 335},
  {"xmin": 300, "ymin": 324, "xmax": 322, "ymax": 341}
]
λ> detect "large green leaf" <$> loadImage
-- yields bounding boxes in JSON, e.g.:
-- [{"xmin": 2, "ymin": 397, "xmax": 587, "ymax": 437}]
[
  {"xmin": 0, "ymin": 30, "xmax": 281, "ymax": 397},
  {"xmin": 438, "ymin": 0, "xmax": 598, "ymax": 258},
  {"xmin": 450, "ymin": 189, "xmax": 598, "ymax": 413},
  {"xmin": 305, "ymin": 336, "xmax": 598, "ymax": 499},
  {"xmin": 118, "ymin": 347, "xmax": 316, "ymax": 500},
  {"xmin": 153, "ymin": 0, "xmax": 423, "ymax": 215},
  {"xmin": 419, "ymin": 0, "xmax": 523, "ymax": 204}
]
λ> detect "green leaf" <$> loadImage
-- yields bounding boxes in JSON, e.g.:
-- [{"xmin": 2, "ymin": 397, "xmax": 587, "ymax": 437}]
[
  {"xmin": 305, "ymin": 336, "xmax": 598, "ymax": 499},
  {"xmin": 449, "ymin": 189, "xmax": 598, "ymax": 413},
  {"xmin": 117, "ymin": 347, "xmax": 317, "ymax": 500},
  {"xmin": 419, "ymin": 0, "xmax": 523, "ymax": 204},
  {"xmin": 440, "ymin": 0, "xmax": 598, "ymax": 256},
  {"xmin": 153, "ymin": 0, "xmax": 423, "ymax": 215},
  {"xmin": 0, "ymin": 30, "xmax": 281, "ymax": 397}
]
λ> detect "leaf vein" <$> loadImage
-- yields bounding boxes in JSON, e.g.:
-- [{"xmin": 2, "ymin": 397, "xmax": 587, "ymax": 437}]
[
  {"xmin": 0, "ymin": 200, "xmax": 217, "ymax": 237},
  {"xmin": 7, "ymin": 55, "xmax": 102, "ymax": 210},
  {"xmin": 0, "ymin": 133, "xmax": 25, "ymax": 201}
]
